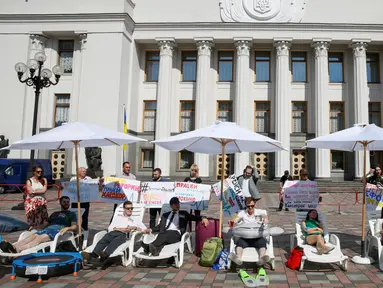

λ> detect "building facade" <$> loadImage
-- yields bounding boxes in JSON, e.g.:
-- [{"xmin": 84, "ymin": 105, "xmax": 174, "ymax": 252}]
[{"xmin": 1, "ymin": 0, "xmax": 383, "ymax": 181}]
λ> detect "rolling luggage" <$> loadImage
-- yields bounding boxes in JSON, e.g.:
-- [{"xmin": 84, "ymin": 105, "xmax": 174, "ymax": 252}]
[{"xmin": 195, "ymin": 218, "xmax": 220, "ymax": 256}]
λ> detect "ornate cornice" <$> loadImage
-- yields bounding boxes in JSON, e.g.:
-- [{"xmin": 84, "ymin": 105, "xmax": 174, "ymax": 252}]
[
  {"xmin": 350, "ymin": 41, "xmax": 369, "ymax": 58},
  {"xmin": 78, "ymin": 33, "xmax": 87, "ymax": 50},
  {"xmin": 29, "ymin": 34, "xmax": 47, "ymax": 51},
  {"xmin": 274, "ymin": 40, "xmax": 291, "ymax": 57},
  {"xmin": 312, "ymin": 41, "xmax": 330, "ymax": 58},
  {"xmin": 196, "ymin": 40, "xmax": 214, "ymax": 57},
  {"xmin": 157, "ymin": 39, "xmax": 176, "ymax": 57},
  {"xmin": 234, "ymin": 40, "xmax": 252, "ymax": 57}
]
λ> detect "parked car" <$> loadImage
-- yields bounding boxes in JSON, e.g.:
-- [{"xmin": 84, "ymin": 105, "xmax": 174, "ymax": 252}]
[{"xmin": 0, "ymin": 159, "xmax": 53, "ymax": 194}]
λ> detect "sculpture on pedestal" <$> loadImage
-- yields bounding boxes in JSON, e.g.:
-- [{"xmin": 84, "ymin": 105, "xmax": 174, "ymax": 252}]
[
  {"xmin": 85, "ymin": 147, "xmax": 103, "ymax": 178},
  {"xmin": 0, "ymin": 135, "xmax": 10, "ymax": 158}
]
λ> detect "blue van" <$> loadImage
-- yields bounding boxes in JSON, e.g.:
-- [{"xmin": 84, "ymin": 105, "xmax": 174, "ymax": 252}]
[{"xmin": 0, "ymin": 159, "xmax": 53, "ymax": 194}]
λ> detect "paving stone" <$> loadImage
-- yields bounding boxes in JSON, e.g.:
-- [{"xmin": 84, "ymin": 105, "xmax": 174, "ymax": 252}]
[
  {"xmin": 132, "ymin": 286, "xmax": 155, "ymax": 288},
  {"xmin": 163, "ymin": 273, "xmax": 177, "ymax": 280},
  {"xmin": 83, "ymin": 271, "xmax": 99, "ymax": 278},
  {"xmin": 268, "ymin": 274, "xmax": 287, "ymax": 281},
  {"xmin": 41, "ymin": 284, "xmax": 70, "ymax": 288},
  {"xmin": 142, "ymin": 273, "xmax": 165, "ymax": 279},
  {"xmin": 347, "ymin": 273, "xmax": 371, "ymax": 281},
  {"xmin": 326, "ymin": 274, "xmax": 339, "ymax": 281},
  {"xmin": 139, "ymin": 278, "xmax": 163, "ymax": 282},
  {"xmin": 133, "ymin": 273, "xmax": 148, "ymax": 279},
  {"xmin": 309, "ymin": 280, "xmax": 331, "ymax": 284},
  {"xmin": 184, "ymin": 273, "xmax": 206, "ymax": 280},
  {"xmin": 215, "ymin": 274, "xmax": 226, "ymax": 281},
  {"xmin": 103, "ymin": 272, "xmax": 127, "ymax": 279}
]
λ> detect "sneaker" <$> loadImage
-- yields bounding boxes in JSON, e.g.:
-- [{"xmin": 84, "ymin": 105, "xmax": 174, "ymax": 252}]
[
  {"xmin": 149, "ymin": 244, "xmax": 159, "ymax": 256},
  {"xmin": 228, "ymin": 252, "xmax": 243, "ymax": 266}
]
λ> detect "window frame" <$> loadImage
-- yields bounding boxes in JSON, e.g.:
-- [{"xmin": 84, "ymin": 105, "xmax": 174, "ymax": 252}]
[
  {"xmin": 53, "ymin": 94, "xmax": 71, "ymax": 127},
  {"xmin": 141, "ymin": 149, "xmax": 155, "ymax": 169},
  {"xmin": 216, "ymin": 101, "xmax": 233, "ymax": 122},
  {"xmin": 181, "ymin": 51, "xmax": 197, "ymax": 82},
  {"xmin": 366, "ymin": 53, "xmax": 380, "ymax": 84},
  {"xmin": 142, "ymin": 100, "xmax": 157, "ymax": 132},
  {"xmin": 254, "ymin": 101, "xmax": 271, "ymax": 133},
  {"xmin": 218, "ymin": 51, "xmax": 234, "ymax": 82},
  {"xmin": 291, "ymin": 51, "xmax": 308, "ymax": 83},
  {"xmin": 179, "ymin": 100, "xmax": 196, "ymax": 132},
  {"xmin": 178, "ymin": 150, "xmax": 195, "ymax": 170},
  {"xmin": 58, "ymin": 40, "xmax": 75, "ymax": 75},
  {"xmin": 328, "ymin": 52, "xmax": 344, "ymax": 83},
  {"xmin": 330, "ymin": 150, "xmax": 345, "ymax": 170},
  {"xmin": 145, "ymin": 51, "xmax": 160, "ymax": 82},
  {"xmin": 291, "ymin": 101, "xmax": 308, "ymax": 133},
  {"xmin": 329, "ymin": 101, "xmax": 345, "ymax": 133},
  {"xmin": 254, "ymin": 51, "xmax": 271, "ymax": 82},
  {"xmin": 368, "ymin": 102, "xmax": 382, "ymax": 126}
]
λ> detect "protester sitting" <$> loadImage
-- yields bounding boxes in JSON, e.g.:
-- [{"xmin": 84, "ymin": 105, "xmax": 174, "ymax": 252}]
[
  {"xmin": 301, "ymin": 209, "xmax": 334, "ymax": 255},
  {"xmin": 141, "ymin": 197, "xmax": 209, "ymax": 256},
  {"xmin": 82, "ymin": 200, "xmax": 150, "ymax": 269},
  {"xmin": 228, "ymin": 197, "xmax": 269, "ymax": 266},
  {"xmin": 0, "ymin": 196, "xmax": 77, "ymax": 253}
]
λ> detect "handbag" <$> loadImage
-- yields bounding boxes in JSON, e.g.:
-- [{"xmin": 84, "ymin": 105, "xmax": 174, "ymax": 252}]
[{"xmin": 286, "ymin": 246, "xmax": 304, "ymax": 270}]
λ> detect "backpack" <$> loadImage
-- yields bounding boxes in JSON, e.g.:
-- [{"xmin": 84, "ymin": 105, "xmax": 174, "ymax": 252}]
[
  {"xmin": 56, "ymin": 241, "xmax": 78, "ymax": 253},
  {"xmin": 286, "ymin": 246, "xmax": 304, "ymax": 270},
  {"xmin": 212, "ymin": 248, "xmax": 229, "ymax": 270},
  {"xmin": 199, "ymin": 237, "xmax": 223, "ymax": 267}
]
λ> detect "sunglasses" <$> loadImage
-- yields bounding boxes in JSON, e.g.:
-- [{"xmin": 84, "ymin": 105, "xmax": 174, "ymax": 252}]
[
  {"xmin": 124, "ymin": 207, "xmax": 133, "ymax": 211},
  {"xmin": 191, "ymin": 169, "xmax": 198, "ymax": 172},
  {"xmin": 36, "ymin": 170, "xmax": 43, "ymax": 174},
  {"xmin": 246, "ymin": 205, "xmax": 255, "ymax": 208}
]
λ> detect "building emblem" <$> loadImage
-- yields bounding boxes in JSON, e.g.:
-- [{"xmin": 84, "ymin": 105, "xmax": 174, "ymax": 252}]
[{"xmin": 219, "ymin": 0, "xmax": 308, "ymax": 23}]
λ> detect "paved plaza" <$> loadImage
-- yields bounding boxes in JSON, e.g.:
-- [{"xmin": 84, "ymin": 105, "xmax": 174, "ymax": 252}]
[{"xmin": 1, "ymin": 190, "xmax": 383, "ymax": 288}]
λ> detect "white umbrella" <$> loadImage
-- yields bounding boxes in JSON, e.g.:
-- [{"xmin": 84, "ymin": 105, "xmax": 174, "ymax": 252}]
[
  {"xmin": 306, "ymin": 123, "xmax": 383, "ymax": 264},
  {"xmin": 153, "ymin": 121, "xmax": 285, "ymax": 236},
  {"xmin": 2, "ymin": 122, "xmax": 147, "ymax": 239}
]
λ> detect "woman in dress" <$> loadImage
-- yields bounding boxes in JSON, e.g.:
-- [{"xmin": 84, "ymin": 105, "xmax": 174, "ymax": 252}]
[
  {"xmin": 184, "ymin": 164, "xmax": 202, "ymax": 218},
  {"xmin": 301, "ymin": 209, "xmax": 333, "ymax": 255},
  {"xmin": 24, "ymin": 166, "xmax": 49, "ymax": 227}
]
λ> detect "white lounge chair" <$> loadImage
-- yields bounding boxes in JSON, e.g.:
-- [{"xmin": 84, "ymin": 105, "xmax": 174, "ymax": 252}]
[
  {"xmin": 84, "ymin": 203, "xmax": 145, "ymax": 267},
  {"xmin": 132, "ymin": 203, "xmax": 192, "ymax": 268},
  {"xmin": 228, "ymin": 212, "xmax": 276, "ymax": 270},
  {"xmin": 0, "ymin": 208, "xmax": 85, "ymax": 260},
  {"xmin": 366, "ymin": 210, "xmax": 382, "ymax": 267},
  {"xmin": 290, "ymin": 211, "xmax": 348, "ymax": 271}
]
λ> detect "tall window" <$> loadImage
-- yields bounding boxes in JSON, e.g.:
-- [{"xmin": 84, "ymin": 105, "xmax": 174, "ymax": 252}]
[
  {"xmin": 143, "ymin": 101, "xmax": 157, "ymax": 132},
  {"xmin": 328, "ymin": 53, "xmax": 344, "ymax": 83},
  {"xmin": 181, "ymin": 51, "xmax": 197, "ymax": 81},
  {"xmin": 180, "ymin": 101, "xmax": 195, "ymax": 132},
  {"xmin": 217, "ymin": 101, "xmax": 233, "ymax": 122},
  {"xmin": 54, "ymin": 94, "xmax": 70, "ymax": 127},
  {"xmin": 145, "ymin": 51, "xmax": 160, "ymax": 82},
  {"xmin": 292, "ymin": 52, "xmax": 307, "ymax": 82},
  {"xmin": 179, "ymin": 150, "xmax": 194, "ymax": 169},
  {"xmin": 292, "ymin": 102, "xmax": 307, "ymax": 133},
  {"xmin": 331, "ymin": 151, "xmax": 344, "ymax": 170},
  {"xmin": 254, "ymin": 101, "xmax": 270, "ymax": 133},
  {"xmin": 218, "ymin": 51, "xmax": 234, "ymax": 82},
  {"xmin": 58, "ymin": 40, "xmax": 74, "ymax": 74},
  {"xmin": 141, "ymin": 149, "xmax": 154, "ymax": 169},
  {"xmin": 329, "ymin": 102, "xmax": 345, "ymax": 133},
  {"xmin": 367, "ymin": 53, "xmax": 380, "ymax": 83},
  {"xmin": 255, "ymin": 51, "xmax": 270, "ymax": 82},
  {"xmin": 369, "ymin": 102, "xmax": 381, "ymax": 126}
]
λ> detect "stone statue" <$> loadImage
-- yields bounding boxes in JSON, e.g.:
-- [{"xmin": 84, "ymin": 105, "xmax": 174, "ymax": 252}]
[
  {"xmin": 0, "ymin": 135, "xmax": 10, "ymax": 158},
  {"xmin": 85, "ymin": 147, "xmax": 103, "ymax": 178}
]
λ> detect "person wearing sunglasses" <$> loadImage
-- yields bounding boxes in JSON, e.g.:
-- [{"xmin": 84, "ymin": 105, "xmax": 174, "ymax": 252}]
[
  {"xmin": 24, "ymin": 166, "xmax": 49, "ymax": 228},
  {"xmin": 228, "ymin": 197, "xmax": 269, "ymax": 266},
  {"xmin": 82, "ymin": 200, "xmax": 150, "ymax": 269}
]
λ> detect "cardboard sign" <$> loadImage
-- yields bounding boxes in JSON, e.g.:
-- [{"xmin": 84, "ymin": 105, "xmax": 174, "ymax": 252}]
[
  {"xmin": 140, "ymin": 182, "xmax": 175, "ymax": 208},
  {"xmin": 174, "ymin": 182, "xmax": 211, "ymax": 210},
  {"xmin": 62, "ymin": 180, "xmax": 99, "ymax": 203},
  {"xmin": 101, "ymin": 177, "xmax": 141, "ymax": 204},
  {"xmin": 282, "ymin": 180, "xmax": 319, "ymax": 209}
]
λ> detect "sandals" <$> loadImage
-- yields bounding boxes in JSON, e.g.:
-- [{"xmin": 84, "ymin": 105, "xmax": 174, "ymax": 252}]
[
  {"xmin": 0, "ymin": 241, "xmax": 17, "ymax": 253},
  {"xmin": 239, "ymin": 268, "xmax": 270, "ymax": 287}
]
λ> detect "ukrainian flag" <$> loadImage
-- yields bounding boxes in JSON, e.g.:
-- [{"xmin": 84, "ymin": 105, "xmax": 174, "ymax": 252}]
[{"xmin": 123, "ymin": 105, "xmax": 127, "ymax": 151}]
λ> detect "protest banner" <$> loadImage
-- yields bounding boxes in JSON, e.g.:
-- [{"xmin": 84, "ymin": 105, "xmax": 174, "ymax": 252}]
[
  {"xmin": 174, "ymin": 182, "xmax": 211, "ymax": 210},
  {"xmin": 366, "ymin": 183, "xmax": 383, "ymax": 211},
  {"xmin": 212, "ymin": 174, "xmax": 245, "ymax": 216},
  {"xmin": 101, "ymin": 177, "xmax": 140, "ymax": 204},
  {"xmin": 140, "ymin": 182, "xmax": 175, "ymax": 208},
  {"xmin": 62, "ymin": 180, "xmax": 99, "ymax": 203},
  {"xmin": 282, "ymin": 180, "xmax": 319, "ymax": 209}
]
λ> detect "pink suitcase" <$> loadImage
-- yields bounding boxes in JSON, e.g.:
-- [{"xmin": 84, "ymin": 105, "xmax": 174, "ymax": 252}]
[{"xmin": 195, "ymin": 218, "xmax": 220, "ymax": 256}]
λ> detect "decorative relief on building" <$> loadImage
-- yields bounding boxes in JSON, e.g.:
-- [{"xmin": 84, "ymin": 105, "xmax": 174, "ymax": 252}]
[
  {"xmin": 79, "ymin": 33, "xmax": 87, "ymax": 50},
  {"xmin": 235, "ymin": 40, "xmax": 252, "ymax": 57},
  {"xmin": 312, "ymin": 41, "xmax": 330, "ymax": 58},
  {"xmin": 29, "ymin": 34, "xmax": 47, "ymax": 51},
  {"xmin": 220, "ymin": 0, "xmax": 308, "ymax": 23},
  {"xmin": 196, "ymin": 40, "xmax": 214, "ymax": 57},
  {"xmin": 351, "ymin": 42, "xmax": 368, "ymax": 58},
  {"xmin": 158, "ymin": 40, "xmax": 176, "ymax": 57},
  {"xmin": 274, "ymin": 40, "xmax": 291, "ymax": 57}
]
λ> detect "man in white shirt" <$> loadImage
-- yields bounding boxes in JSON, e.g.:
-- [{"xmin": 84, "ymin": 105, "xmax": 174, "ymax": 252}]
[
  {"xmin": 70, "ymin": 167, "xmax": 93, "ymax": 231},
  {"xmin": 82, "ymin": 200, "xmax": 150, "ymax": 268},
  {"xmin": 237, "ymin": 165, "xmax": 261, "ymax": 201},
  {"xmin": 229, "ymin": 197, "xmax": 269, "ymax": 266}
]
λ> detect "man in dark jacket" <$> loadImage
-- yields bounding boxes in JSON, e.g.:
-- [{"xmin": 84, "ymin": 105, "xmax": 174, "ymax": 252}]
[
  {"xmin": 141, "ymin": 197, "xmax": 209, "ymax": 256},
  {"xmin": 149, "ymin": 168, "xmax": 168, "ymax": 229}
]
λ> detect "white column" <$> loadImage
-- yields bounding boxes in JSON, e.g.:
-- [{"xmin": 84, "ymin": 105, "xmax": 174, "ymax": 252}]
[
  {"xmin": 312, "ymin": 39, "xmax": 331, "ymax": 179},
  {"xmin": 194, "ymin": 39, "xmax": 214, "ymax": 177},
  {"xmin": 274, "ymin": 39, "xmax": 292, "ymax": 178},
  {"xmin": 21, "ymin": 34, "xmax": 47, "ymax": 159},
  {"xmin": 234, "ymin": 39, "xmax": 252, "ymax": 176},
  {"xmin": 154, "ymin": 39, "xmax": 176, "ymax": 176},
  {"xmin": 351, "ymin": 40, "xmax": 370, "ymax": 178}
]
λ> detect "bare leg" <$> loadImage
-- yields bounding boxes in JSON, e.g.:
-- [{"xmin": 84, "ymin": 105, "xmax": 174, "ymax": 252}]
[
  {"xmin": 15, "ymin": 234, "xmax": 50, "ymax": 252},
  {"xmin": 13, "ymin": 234, "xmax": 38, "ymax": 252}
]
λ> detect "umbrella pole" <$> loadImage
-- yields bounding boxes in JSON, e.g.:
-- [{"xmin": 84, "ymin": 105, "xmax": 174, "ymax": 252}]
[
  {"xmin": 361, "ymin": 142, "xmax": 367, "ymax": 258},
  {"xmin": 219, "ymin": 143, "xmax": 226, "ymax": 239},
  {"xmin": 73, "ymin": 141, "xmax": 82, "ymax": 248}
]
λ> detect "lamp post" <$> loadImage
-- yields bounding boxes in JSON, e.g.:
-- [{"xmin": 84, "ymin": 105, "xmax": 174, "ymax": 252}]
[{"xmin": 11, "ymin": 52, "xmax": 63, "ymax": 209}]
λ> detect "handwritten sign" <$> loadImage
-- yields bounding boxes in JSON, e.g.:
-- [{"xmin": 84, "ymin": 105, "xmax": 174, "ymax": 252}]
[
  {"xmin": 174, "ymin": 182, "xmax": 211, "ymax": 210},
  {"xmin": 62, "ymin": 180, "xmax": 99, "ymax": 203},
  {"xmin": 140, "ymin": 182, "xmax": 175, "ymax": 208},
  {"xmin": 212, "ymin": 174, "xmax": 245, "ymax": 216},
  {"xmin": 366, "ymin": 184, "xmax": 383, "ymax": 211},
  {"xmin": 282, "ymin": 180, "xmax": 319, "ymax": 209},
  {"xmin": 101, "ymin": 177, "xmax": 141, "ymax": 204}
]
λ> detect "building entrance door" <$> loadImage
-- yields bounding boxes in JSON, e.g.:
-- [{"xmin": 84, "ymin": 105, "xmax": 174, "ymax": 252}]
[
  {"xmin": 216, "ymin": 154, "xmax": 233, "ymax": 180},
  {"xmin": 254, "ymin": 153, "xmax": 268, "ymax": 180},
  {"xmin": 292, "ymin": 150, "xmax": 307, "ymax": 179}
]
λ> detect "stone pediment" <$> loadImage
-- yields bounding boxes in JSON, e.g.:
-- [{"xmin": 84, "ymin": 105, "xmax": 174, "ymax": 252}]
[{"xmin": 220, "ymin": 0, "xmax": 308, "ymax": 23}]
